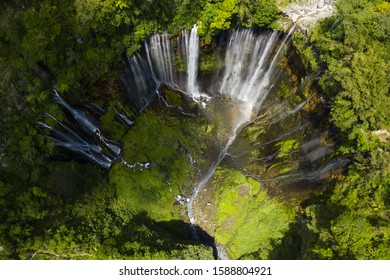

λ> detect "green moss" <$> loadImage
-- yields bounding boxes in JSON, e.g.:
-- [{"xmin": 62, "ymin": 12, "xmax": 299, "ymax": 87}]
[
  {"xmin": 278, "ymin": 80, "xmax": 293, "ymax": 99},
  {"xmin": 163, "ymin": 88, "xmax": 183, "ymax": 106},
  {"xmin": 166, "ymin": 51, "xmax": 221, "ymax": 77},
  {"xmin": 211, "ymin": 167, "xmax": 296, "ymax": 259},
  {"xmin": 110, "ymin": 165, "xmax": 176, "ymax": 221},
  {"xmin": 242, "ymin": 123, "xmax": 265, "ymax": 145},
  {"xmin": 100, "ymin": 100, "xmax": 134, "ymax": 140},
  {"xmin": 109, "ymin": 108, "xmax": 211, "ymax": 221},
  {"xmin": 275, "ymin": 139, "xmax": 299, "ymax": 158}
]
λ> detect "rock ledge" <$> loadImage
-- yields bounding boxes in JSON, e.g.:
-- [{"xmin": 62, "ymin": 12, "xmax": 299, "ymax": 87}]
[{"xmin": 279, "ymin": 0, "xmax": 337, "ymax": 34}]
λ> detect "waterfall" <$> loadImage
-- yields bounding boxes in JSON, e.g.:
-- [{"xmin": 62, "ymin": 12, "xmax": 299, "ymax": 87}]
[
  {"xmin": 120, "ymin": 25, "xmax": 204, "ymax": 108},
  {"xmin": 121, "ymin": 25, "xmax": 290, "ymax": 113},
  {"xmin": 120, "ymin": 54, "xmax": 158, "ymax": 110},
  {"xmin": 218, "ymin": 30, "xmax": 275, "ymax": 104},
  {"xmin": 185, "ymin": 24, "xmax": 200, "ymax": 98},
  {"xmin": 40, "ymin": 91, "xmax": 125, "ymax": 169},
  {"xmin": 215, "ymin": 29, "xmax": 293, "ymax": 119},
  {"xmin": 120, "ymin": 26, "xmax": 295, "ymax": 257},
  {"xmin": 39, "ymin": 113, "xmax": 115, "ymax": 169},
  {"xmin": 186, "ymin": 28, "xmax": 295, "ymax": 255},
  {"xmin": 148, "ymin": 32, "xmax": 175, "ymax": 86}
]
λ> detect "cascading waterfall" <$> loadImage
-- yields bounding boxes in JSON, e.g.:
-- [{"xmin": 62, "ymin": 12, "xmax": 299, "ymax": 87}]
[
  {"xmin": 184, "ymin": 24, "xmax": 200, "ymax": 98},
  {"xmin": 217, "ymin": 27, "xmax": 295, "ymax": 115},
  {"xmin": 120, "ymin": 25, "xmax": 205, "ymax": 109},
  {"xmin": 218, "ymin": 30, "xmax": 278, "ymax": 106},
  {"xmin": 39, "ymin": 91, "xmax": 121, "ymax": 169},
  {"xmin": 42, "ymin": 25, "xmax": 204, "ymax": 169},
  {"xmin": 121, "ymin": 25, "xmax": 291, "ymax": 114},
  {"xmin": 186, "ymin": 29, "xmax": 294, "ymax": 246},
  {"xmin": 39, "ymin": 90, "xmax": 151, "ymax": 170},
  {"xmin": 121, "ymin": 54, "xmax": 158, "ymax": 110},
  {"xmin": 148, "ymin": 32, "xmax": 175, "ymax": 86},
  {"xmin": 38, "ymin": 24, "xmax": 342, "ymax": 259},
  {"xmin": 120, "ymin": 26, "xmax": 295, "ymax": 257}
]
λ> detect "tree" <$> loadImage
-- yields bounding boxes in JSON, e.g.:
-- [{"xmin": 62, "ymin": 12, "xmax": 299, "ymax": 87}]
[
  {"xmin": 252, "ymin": 0, "xmax": 279, "ymax": 27},
  {"xmin": 302, "ymin": 0, "xmax": 390, "ymax": 260},
  {"xmin": 197, "ymin": 0, "xmax": 239, "ymax": 43},
  {"xmin": 331, "ymin": 47, "xmax": 390, "ymax": 132}
]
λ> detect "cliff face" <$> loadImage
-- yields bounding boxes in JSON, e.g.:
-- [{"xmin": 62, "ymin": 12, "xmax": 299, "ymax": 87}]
[{"xmin": 279, "ymin": 0, "xmax": 337, "ymax": 34}]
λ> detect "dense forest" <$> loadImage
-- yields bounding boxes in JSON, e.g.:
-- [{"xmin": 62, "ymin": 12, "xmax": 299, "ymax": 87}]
[{"xmin": 0, "ymin": 0, "xmax": 389, "ymax": 260}]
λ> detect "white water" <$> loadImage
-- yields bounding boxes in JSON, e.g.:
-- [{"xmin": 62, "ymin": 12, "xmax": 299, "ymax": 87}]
[
  {"xmin": 148, "ymin": 32, "xmax": 175, "ymax": 86},
  {"xmin": 185, "ymin": 25, "xmax": 200, "ymax": 98},
  {"xmin": 143, "ymin": 26, "xmax": 201, "ymax": 93},
  {"xmin": 121, "ymin": 25, "xmax": 208, "ymax": 109},
  {"xmin": 219, "ymin": 30, "xmax": 278, "ymax": 107}
]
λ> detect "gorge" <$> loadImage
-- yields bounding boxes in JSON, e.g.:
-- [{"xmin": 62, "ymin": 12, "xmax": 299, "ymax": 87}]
[
  {"xmin": 43, "ymin": 24, "xmax": 346, "ymax": 259},
  {"xmin": 1, "ymin": 0, "xmax": 388, "ymax": 260}
]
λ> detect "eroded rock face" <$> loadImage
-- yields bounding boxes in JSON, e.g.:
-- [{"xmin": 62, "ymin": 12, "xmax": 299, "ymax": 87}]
[{"xmin": 280, "ymin": 0, "xmax": 337, "ymax": 34}]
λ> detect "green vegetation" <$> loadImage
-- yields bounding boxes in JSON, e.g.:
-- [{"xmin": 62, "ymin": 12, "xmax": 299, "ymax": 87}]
[
  {"xmin": 275, "ymin": 139, "xmax": 298, "ymax": 158},
  {"xmin": 296, "ymin": 0, "xmax": 390, "ymax": 259},
  {"xmin": 211, "ymin": 167, "xmax": 296, "ymax": 259},
  {"xmin": 110, "ymin": 107, "xmax": 211, "ymax": 221},
  {"xmin": 0, "ymin": 91, "xmax": 215, "ymax": 260},
  {"xmin": 199, "ymin": 52, "xmax": 222, "ymax": 72},
  {"xmin": 0, "ymin": 0, "xmax": 283, "ymax": 259},
  {"xmin": 99, "ymin": 99, "xmax": 135, "ymax": 140},
  {"xmin": 196, "ymin": 0, "xmax": 280, "ymax": 42},
  {"xmin": 292, "ymin": 32, "xmax": 319, "ymax": 72},
  {"xmin": 0, "ymin": 0, "xmax": 389, "ymax": 260}
]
